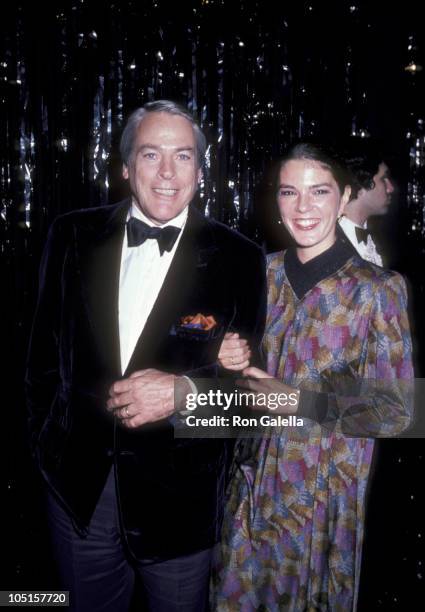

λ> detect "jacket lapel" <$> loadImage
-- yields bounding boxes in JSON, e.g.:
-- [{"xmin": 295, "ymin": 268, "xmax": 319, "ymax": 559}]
[
  {"xmin": 79, "ymin": 200, "xmax": 129, "ymax": 378},
  {"xmin": 124, "ymin": 206, "xmax": 219, "ymax": 374},
  {"xmin": 80, "ymin": 202, "xmax": 219, "ymax": 378}
]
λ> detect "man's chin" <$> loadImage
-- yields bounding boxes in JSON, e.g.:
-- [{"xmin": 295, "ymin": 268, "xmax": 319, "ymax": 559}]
[
  {"xmin": 134, "ymin": 202, "xmax": 187, "ymax": 225},
  {"xmin": 153, "ymin": 208, "xmax": 184, "ymax": 225},
  {"xmin": 372, "ymin": 206, "xmax": 390, "ymax": 217}
]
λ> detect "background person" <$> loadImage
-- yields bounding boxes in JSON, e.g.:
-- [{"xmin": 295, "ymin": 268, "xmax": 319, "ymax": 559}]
[{"xmin": 338, "ymin": 138, "xmax": 395, "ymax": 266}]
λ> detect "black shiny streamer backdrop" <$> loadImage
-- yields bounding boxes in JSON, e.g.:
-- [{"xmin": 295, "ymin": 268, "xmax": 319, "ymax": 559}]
[{"xmin": 1, "ymin": 1, "xmax": 424, "ymax": 608}]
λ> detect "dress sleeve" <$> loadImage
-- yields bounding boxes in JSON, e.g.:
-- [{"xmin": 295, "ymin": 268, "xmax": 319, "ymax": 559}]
[{"xmin": 326, "ymin": 272, "xmax": 414, "ymax": 437}]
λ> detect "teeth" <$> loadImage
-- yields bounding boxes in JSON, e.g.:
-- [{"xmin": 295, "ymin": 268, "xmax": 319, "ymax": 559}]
[
  {"xmin": 153, "ymin": 188, "xmax": 178, "ymax": 196},
  {"xmin": 295, "ymin": 219, "xmax": 319, "ymax": 227}
]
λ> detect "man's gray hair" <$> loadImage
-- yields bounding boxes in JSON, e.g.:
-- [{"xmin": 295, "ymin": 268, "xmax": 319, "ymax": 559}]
[{"xmin": 120, "ymin": 100, "xmax": 207, "ymax": 168}]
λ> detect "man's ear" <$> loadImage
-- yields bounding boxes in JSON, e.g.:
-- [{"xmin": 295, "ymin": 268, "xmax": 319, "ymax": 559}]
[
  {"xmin": 122, "ymin": 164, "xmax": 129, "ymax": 180},
  {"xmin": 339, "ymin": 185, "xmax": 351, "ymax": 217},
  {"xmin": 197, "ymin": 167, "xmax": 203, "ymax": 185}
]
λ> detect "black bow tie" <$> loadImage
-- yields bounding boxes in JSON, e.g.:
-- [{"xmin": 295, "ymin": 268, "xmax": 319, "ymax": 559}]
[
  {"xmin": 127, "ymin": 217, "xmax": 181, "ymax": 255},
  {"xmin": 355, "ymin": 226, "xmax": 371, "ymax": 245}
]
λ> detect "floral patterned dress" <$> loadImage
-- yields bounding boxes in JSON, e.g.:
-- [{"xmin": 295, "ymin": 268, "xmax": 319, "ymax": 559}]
[{"xmin": 212, "ymin": 241, "xmax": 413, "ymax": 612}]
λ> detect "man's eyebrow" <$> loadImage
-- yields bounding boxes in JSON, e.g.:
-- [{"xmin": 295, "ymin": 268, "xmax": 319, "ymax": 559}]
[{"xmin": 137, "ymin": 144, "xmax": 195, "ymax": 152}]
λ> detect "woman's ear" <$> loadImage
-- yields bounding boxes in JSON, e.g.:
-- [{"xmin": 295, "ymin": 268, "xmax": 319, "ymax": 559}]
[{"xmin": 339, "ymin": 185, "xmax": 351, "ymax": 217}]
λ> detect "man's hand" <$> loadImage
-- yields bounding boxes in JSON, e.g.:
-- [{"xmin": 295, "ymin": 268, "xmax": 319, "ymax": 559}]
[
  {"xmin": 238, "ymin": 366, "xmax": 300, "ymax": 415},
  {"xmin": 107, "ymin": 369, "xmax": 188, "ymax": 428},
  {"xmin": 218, "ymin": 332, "xmax": 251, "ymax": 370}
]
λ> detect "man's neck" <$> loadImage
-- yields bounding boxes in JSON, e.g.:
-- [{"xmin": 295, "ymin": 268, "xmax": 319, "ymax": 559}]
[{"xmin": 344, "ymin": 203, "xmax": 368, "ymax": 227}]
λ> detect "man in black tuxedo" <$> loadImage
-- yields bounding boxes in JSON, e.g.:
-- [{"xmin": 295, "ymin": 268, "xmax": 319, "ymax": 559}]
[
  {"xmin": 338, "ymin": 138, "xmax": 395, "ymax": 267},
  {"xmin": 26, "ymin": 100, "xmax": 266, "ymax": 611}
]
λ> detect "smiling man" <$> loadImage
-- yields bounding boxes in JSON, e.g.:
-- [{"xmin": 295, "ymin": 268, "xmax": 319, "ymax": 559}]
[
  {"xmin": 26, "ymin": 100, "xmax": 266, "ymax": 612},
  {"xmin": 121, "ymin": 109, "xmax": 202, "ymax": 226}
]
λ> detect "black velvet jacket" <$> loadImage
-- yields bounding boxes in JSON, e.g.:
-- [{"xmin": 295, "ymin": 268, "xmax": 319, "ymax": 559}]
[{"xmin": 25, "ymin": 200, "xmax": 266, "ymax": 560}]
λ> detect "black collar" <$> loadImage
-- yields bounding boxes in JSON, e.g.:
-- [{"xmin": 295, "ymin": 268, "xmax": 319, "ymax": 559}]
[{"xmin": 285, "ymin": 234, "xmax": 355, "ymax": 299}]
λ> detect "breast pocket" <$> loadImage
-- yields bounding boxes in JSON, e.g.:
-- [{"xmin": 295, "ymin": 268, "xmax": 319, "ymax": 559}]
[{"xmin": 164, "ymin": 318, "xmax": 227, "ymax": 371}]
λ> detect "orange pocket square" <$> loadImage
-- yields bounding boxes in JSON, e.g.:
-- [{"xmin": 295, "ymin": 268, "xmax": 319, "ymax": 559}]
[{"xmin": 180, "ymin": 313, "xmax": 217, "ymax": 331}]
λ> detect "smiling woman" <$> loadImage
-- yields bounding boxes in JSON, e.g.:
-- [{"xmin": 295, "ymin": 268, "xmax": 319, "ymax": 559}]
[
  {"xmin": 212, "ymin": 143, "xmax": 414, "ymax": 612},
  {"xmin": 276, "ymin": 143, "xmax": 351, "ymax": 262}
]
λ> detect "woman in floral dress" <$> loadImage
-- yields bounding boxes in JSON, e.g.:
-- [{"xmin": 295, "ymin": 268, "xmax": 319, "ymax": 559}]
[{"xmin": 212, "ymin": 143, "xmax": 413, "ymax": 611}]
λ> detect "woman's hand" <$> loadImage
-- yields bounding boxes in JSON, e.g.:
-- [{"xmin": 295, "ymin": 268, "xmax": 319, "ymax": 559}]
[
  {"xmin": 218, "ymin": 332, "xmax": 251, "ymax": 370},
  {"xmin": 238, "ymin": 366, "xmax": 300, "ymax": 414}
]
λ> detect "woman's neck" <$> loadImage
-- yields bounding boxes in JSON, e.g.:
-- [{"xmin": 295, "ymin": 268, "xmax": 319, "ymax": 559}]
[{"xmin": 296, "ymin": 236, "xmax": 337, "ymax": 264}]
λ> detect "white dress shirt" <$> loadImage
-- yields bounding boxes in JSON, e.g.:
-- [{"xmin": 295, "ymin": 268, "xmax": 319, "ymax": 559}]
[
  {"xmin": 338, "ymin": 215, "xmax": 383, "ymax": 267},
  {"xmin": 118, "ymin": 201, "xmax": 188, "ymax": 374}
]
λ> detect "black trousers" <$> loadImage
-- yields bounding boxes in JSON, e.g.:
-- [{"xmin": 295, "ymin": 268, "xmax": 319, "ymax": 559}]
[{"xmin": 45, "ymin": 469, "xmax": 212, "ymax": 612}]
